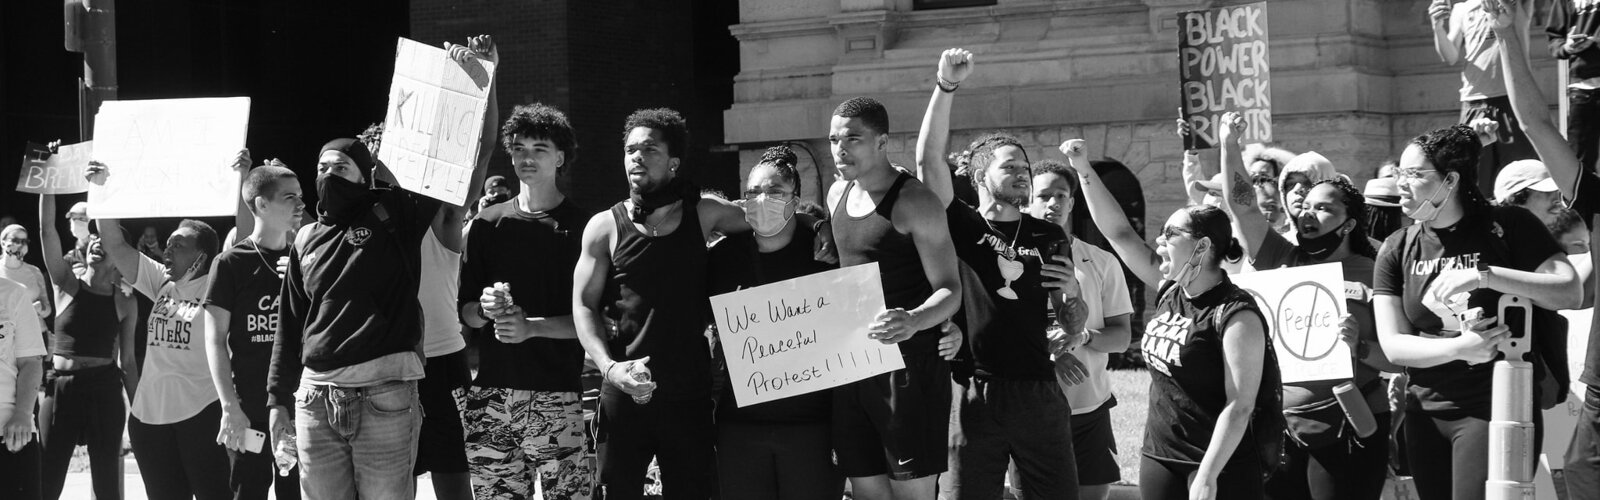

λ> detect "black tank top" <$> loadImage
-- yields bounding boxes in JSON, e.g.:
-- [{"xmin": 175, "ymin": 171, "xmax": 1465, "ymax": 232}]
[
  {"xmin": 55, "ymin": 284, "xmax": 119, "ymax": 359},
  {"xmin": 603, "ymin": 198, "xmax": 712, "ymax": 402},
  {"xmin": 831, "ymin": 173, "xmax": 938, "ymax": 353}
]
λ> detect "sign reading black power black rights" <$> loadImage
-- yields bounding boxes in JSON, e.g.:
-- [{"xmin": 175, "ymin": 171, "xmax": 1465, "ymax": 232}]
[{"xmin": 1177, "ymin": 2, "xmax": 1271, "ymax": 150}]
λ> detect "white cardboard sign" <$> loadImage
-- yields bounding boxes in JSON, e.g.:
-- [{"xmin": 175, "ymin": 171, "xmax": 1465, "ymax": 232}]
[
  {"xmin": 88, "ymin": 98, "xmax": 250, "ymax": 218},
  {"xmin": 377, "ymin": 37, "xmax": 496, "ymax": 206},
  {"xmin": 1233, "ymin": 263, "xmax": 1354, "ymax": 383},
  {"xmin": 711, "ymin": 263, "xmax": 904, "ymax": 407}
]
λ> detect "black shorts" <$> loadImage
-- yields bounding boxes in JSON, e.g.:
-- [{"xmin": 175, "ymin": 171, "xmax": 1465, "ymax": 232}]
[
  {"xmin": 413, "ymin": 349, "xmax": 471, "ymax": 475},
  {"xmin": 833, "ymin": 350, "xmax": 951, "ymax": 480},
  {"xmin": 1072, "ymin": 398, "xmax": 1121, "ymax": 486}
]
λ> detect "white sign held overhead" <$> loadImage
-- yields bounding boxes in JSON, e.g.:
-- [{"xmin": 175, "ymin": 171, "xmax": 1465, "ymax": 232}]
[
  {"xmin": 377, "ymin": 37, "xmax": 496, "ymax": 206},
  {"xmin": 88, "ymin": 98, "xmax": 250, "ymax": 218},
  {"xmin": 710, "ymin": 263, "xmax": 904, "ymax": 407}
]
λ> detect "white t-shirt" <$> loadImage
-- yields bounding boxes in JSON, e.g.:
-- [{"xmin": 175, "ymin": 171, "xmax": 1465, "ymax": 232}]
[
  {"xmin": 419, "ymin": 228, "xmax": 465, "ymax": 358},
  {"xmin": 0, "ymin": 277, "xmax": 48, "ymax": 425},
  {"xmin": 1059, "ymin": 239, "xmax": 1134, "ymax": 415},
  {"xmin": 130, "ymin": 254, "xmax": 219, "ymax": 425},
  {"xmin": 0, "ymin": 262, "xmax": 48, "ymax": 320}
]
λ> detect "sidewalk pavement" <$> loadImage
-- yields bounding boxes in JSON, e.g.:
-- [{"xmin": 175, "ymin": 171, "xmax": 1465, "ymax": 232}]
[{"xmin": 60, "ymin": 457, "xmax": 441, "ymax": 500}]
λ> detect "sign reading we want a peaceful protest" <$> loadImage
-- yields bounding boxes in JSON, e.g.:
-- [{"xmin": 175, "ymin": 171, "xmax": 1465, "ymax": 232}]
[
  {"xmin": 377, "ymin": 37, "xmax": 497, "ymax": 206},
  {"xmin": 1178, "ymin": 1, "xmax": 1271, "ymax": 150},
  {"xmin": 711, "ymin": 263, "xmax": 904, "ymax": 407}
]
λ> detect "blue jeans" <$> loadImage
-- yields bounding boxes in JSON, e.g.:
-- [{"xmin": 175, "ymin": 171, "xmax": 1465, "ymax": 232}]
[
  {"xmin": 1566, "ymin": 386, "xmax": 1600, "ymax": 500},
  {"xmin": 295, "ymin": 380, "xmax": 422, "ymax": 500}
]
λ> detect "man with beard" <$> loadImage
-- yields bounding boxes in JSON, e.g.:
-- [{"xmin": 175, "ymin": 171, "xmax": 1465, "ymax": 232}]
[
  {"xmin": 825, "ymin": 92, "xmax": 962, "ymax": 498},
  {"xmin": 267, "ymin": 35, "xmax": 496, "ymax": 500},
  {"xmin": 572, "ymin": 107, "xmax": 752, "ymax": 500},
  {"xmin": 1025, "ymin": 159, "xmax": 1133, "ymax": 500},
  {"xmin": 913, "ymin": 48, "xmax": 1081, "ymax": 500}
]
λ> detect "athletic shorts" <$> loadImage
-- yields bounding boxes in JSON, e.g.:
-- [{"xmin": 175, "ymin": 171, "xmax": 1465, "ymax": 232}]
[
  {"xmin": 833, "ymin": 350, "xmax": 951, "ymax": 480},
  {"xmin": 1072, "ymin": 398, "xmax": 1121, "ymax": 486},
  {"xmin": 414, "ymin": 349, "xmax": 471, "ymax": 475}
]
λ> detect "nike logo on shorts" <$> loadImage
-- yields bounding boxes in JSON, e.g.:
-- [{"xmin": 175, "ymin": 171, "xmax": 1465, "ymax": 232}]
[{"xmin": 898, "ymin": 458, "xmax": 914, "ymax": 466}]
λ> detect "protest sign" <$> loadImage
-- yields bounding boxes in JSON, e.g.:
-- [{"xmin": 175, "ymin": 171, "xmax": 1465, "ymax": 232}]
[
  {"xmin": 16, "ymin": 141, "xmax": 93, "ymax": 194},
  {"xmin": 376, "ymin": 37, "xmax": 497, "ymax": 206},
  {"xmin": 1232, "ymin": 263, "xmax": 1352, "ymax": 383},
  {"xmin": 711, "ymin": 263, "xmax": 904, "ymax": 407},
  {"xmin": 1177, "ymin": 1, "xmax": 1271, "ymax": 149},
  {"xmin": 88, "ymin": 98, "xmax": 250, "ymax": 218}
]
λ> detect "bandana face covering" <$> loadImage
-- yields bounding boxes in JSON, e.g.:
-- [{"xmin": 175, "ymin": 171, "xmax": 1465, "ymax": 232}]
[
  {"xmin": 743, "ymin": 195, "xmax": 795, "ymax": 237},
  {"xmin": 629, "ymin": 178, "xmax": 691, "ymax": 224},
  {"xmin": 316, "ymin": 173, "xmax": 379, "ymax": 225}
]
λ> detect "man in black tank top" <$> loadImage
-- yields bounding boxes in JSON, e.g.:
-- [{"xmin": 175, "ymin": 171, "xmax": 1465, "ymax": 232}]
[
  {"xmin": 914, "ymin": 50, "xmax": 1086, "ymax": 500},
  {"xmin": 572, "ymin": 108, "xmax": 754, "ymax": 500},
  {"xmin": 825, "ymin": 97, "xmax": 963, "ymax": 500}
]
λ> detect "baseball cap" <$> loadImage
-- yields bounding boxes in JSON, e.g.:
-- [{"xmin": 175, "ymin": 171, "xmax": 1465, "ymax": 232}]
[
  {"xmin": 1492, "ymin": 159, "xmax": 1558, "ymax": 203},
  {"xmin": 1190, "ymin": 173, "xmax": 1224, "ymax": 194},
  {"xmin": 1363, "ymin": 178, "xmax": 1401, "ymax": 207}
]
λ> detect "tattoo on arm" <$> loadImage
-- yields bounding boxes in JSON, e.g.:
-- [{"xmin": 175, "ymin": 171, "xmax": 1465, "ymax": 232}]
[{"xmin": 1229, "ymin": 172, "xmax": 1254, "ymax": 208}]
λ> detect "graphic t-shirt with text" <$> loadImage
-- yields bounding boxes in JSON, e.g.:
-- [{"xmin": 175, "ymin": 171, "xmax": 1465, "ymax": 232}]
[
  {"xmin": 131, "ymin": 253, "xmax": 218, "ymax": 425},
  {"xmin": 206, "ymin": 240, "xmax": 288, "ymax": 424}
]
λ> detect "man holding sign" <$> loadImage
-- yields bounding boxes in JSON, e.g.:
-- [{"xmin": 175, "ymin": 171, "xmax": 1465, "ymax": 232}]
[
  {"xmin": 914, "ymin": 49, "xmax": 1085, "ymax": 500},
  {"xmin": 267, "ymin": 36, "xmax": 495, "ymax": 499},
  {"xmin": 824, "ymin": 96, "xmax": 961, "ymax": 500}
]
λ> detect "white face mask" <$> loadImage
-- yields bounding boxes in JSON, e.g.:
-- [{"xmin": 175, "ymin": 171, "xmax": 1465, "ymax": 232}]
[
  {"xmin": 70, "ymin": 220, "xmax": 91, "ymax": 240},
  {"xmin": 1407, "ymin": 178, "xmax": 1453, "ymax": 223},
  {"xmin": 743, "ymin": 194, "xmax": 795, "ymax": 237}
]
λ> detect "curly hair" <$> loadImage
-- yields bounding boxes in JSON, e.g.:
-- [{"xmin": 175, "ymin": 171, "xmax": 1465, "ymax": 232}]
[
  {"xmin": 1409, "ymin": 125, "xmax": 1492, "ymax": 227},
  {"xmin": 966, "ymin": 132, "xmax": 1031, "ymax": 194},
  {"xmin": 1549, "ymin": 207, "xmax": 1585, "ymax": 237},
  {"xmin": 623, "ymin": 108, "xmax": 689, "ymax": 159},
  {"xmin": 1031, "ymin": 159, "xmax": 1080, "ymax": 198},
  {"xmin": 832, "ymin": 97, "xmax": 889, "ymax": 135},
  {"xmin": 502, "ymin": 103, "xmax": 579, "ymax": 172},
  {"xmin": 1312, "ymin": 178, "xmax": 1378, "ymax": 259},
  {"xmin": 752, "ymin": 145, "xmax": 803, "ymax": 198}
]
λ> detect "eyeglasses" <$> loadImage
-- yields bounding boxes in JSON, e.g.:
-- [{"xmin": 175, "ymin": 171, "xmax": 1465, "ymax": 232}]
[
  {"xmin": 1160, "ymin": 225, "xmax": 1194, "ymax": 240},
  {"xmin": 1395, "ymin": 168, "xmax": 1440, "ymax": 182}
]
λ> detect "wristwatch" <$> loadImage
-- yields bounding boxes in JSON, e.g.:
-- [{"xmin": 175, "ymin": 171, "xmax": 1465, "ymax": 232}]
[{"xmin": 1476, "ymin": 259, "xmax": 1491, "ymax": 290}]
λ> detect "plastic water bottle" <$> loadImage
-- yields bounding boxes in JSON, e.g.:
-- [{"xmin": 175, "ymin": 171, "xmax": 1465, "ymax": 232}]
[
  {"xmin": 628, "ymin": 362, "xmax": 654, "ymax": 405},
  {"xmin": 274, "ymin": 428, "xmax": 298, "ymax": 477},
  {"xmin": 494, "ymin": 282, "xmax": 513, "ymax": 308}
]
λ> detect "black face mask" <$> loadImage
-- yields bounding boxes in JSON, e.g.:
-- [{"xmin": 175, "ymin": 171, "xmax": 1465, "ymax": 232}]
[
  {"xmin": 1298, "ymin": 219, "xmax": 1348, "ymax": 259},
  {"xmin": 316, "ymin": 174, "xmax": 378, "ymax": 226}
]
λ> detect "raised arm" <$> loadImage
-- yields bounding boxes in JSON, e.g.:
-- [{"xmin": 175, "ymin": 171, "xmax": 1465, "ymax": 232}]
[
  {"xmin": 1431, "ymin": 0, "xmax": 1462, "ymax": 65},
  {"xmin": 1215, "ymin": 112, "xmax": 1271, "ymax": 259},
  {"xmin": 1060, "ymin": 139, "xmax": 1163, "ymax": 287},
  {"xmin": 435, "ymin": 34, "xmax": 501, "ymax": 251},
  {"xmin": 1494, "ymin": 1, "xmax": 1583, "ymax": 196},
  {"xmin": 93, "ymin": 216, "xmax": 141, "ymax": 285},
  {"xmin": 1191, "ymin": 310, "xmax": 1266, "ymax": 494},
  {"xmin": 914, "ymin": 48, "xmax": 974, "ymax": 208},
  {"xmin": 37, "ymin": 194, "xmax": 78, "ymax": 296}
]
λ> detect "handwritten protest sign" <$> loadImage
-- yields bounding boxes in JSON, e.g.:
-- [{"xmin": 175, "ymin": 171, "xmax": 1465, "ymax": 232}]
[
  {"xmin": 88, "ymin": 98, "xmax": 250, "ymax": 218},
  {"xmin": 1233, "ymin": 263, "xmax": 1352, "ymax": 383},
  {"xmin": 16, "ymin": 141, "xmax": 93, "ymax": 194},
  {"xmin": 377, "ymin": 37, "xmax": 496, "ymax": 206},
  {"xmin": 1177, "ymin": 1, "xmax": 1271, "ymax": 149},
  {"xmin": 711, "ymin": 263, "xmax": 903, "ymax": 407}
]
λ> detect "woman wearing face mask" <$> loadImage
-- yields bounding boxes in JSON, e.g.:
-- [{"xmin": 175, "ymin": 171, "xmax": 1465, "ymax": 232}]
[
  {"xmin": 710, "ymin": 145, "xmax": 847, "ymax": 500},
  {"xmin": 34, "ymin": 193, "xmax": 140, "ymax": 500},
  {"xmin": 1062, "ymin": 138, "xmax": 1276, "ymax": 500},
  {"xmin": 0, "ymin": 225, "xmax": 49, "ymax": 323},
  {"xmin": 1212, "ymin": 111, "xmax": 1402, "ymax": 500},
  {"xmin": 1374, "ymin": 125, "xmax": 1581, "ymax": 500}
]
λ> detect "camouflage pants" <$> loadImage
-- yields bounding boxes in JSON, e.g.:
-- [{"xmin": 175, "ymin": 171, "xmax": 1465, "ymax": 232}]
[{"xmin": 457, "ymin": 387, "xmax": 593, "ymax": 500}]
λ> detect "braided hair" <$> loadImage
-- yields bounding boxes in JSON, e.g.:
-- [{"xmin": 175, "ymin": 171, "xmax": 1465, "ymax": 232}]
[{"xmin": 754, "ymin": 145, "xmax": 802, "ymax": 197}]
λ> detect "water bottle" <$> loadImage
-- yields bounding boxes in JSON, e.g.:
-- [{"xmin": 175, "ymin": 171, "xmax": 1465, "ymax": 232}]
[
  {"xmin": 494, "ymin": 282, "xmax": 513, "ymax": 308},
  {"xmin": 274, "ymin": 427, "xmax": 298, "ymax": 477},
  {"xmin": 1333, "ymin": 381, "xmax": 1378, "ymax": 438},
  {"xmin": 628, "ymin": 361, "xmax": 654, "ymax": 405}
]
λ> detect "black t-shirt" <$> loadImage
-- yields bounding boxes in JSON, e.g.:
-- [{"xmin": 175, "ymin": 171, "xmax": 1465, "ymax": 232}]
[
  {"xmin": 1568, "ymin": 171, "xmax": 1600, "ymax": 388},
  {"xmin": 713, "ymin": 225, "xmax": 838, "ymax": 424},
  {"xmin": 458, "ymin": 200, "xmax": 588, "ymax": 392},
  {"xmin": 1374, "ymin": 205, "xmax": 1563, "ymax": 413},
  {"xmin": 946, "ymin": 203, "xmax": 1065, "ymax": 382},
  {"xmin": 207, "ymin": 239, "xmax": 289, "ymax": 424},
  {"xmin": 1142, "ymin": 278, "xmax": 1266, "ymax": 469}
]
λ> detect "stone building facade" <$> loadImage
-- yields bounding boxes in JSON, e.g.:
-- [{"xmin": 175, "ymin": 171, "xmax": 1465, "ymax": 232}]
[{"xmin": 723, "ymin": 0, "xmax": 1559, "ymax": 238}]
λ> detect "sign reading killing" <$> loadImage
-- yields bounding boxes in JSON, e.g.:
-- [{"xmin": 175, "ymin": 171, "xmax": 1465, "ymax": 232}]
[{"xmin": 1178, "ymin": 2, "xmax": 1271, "ymax": 149}]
